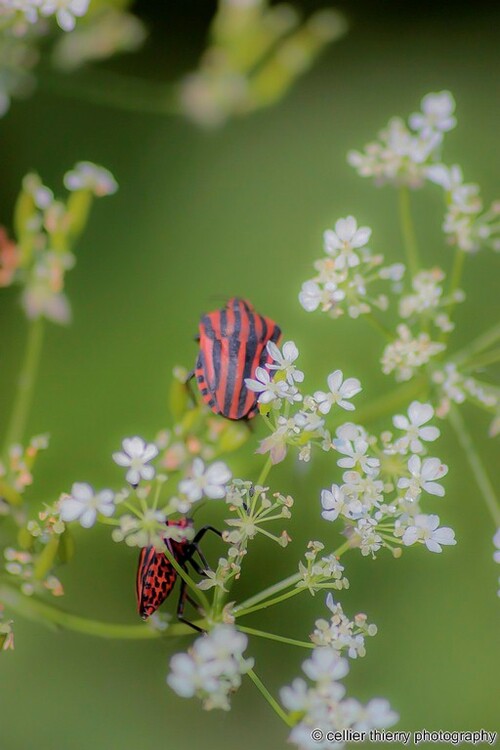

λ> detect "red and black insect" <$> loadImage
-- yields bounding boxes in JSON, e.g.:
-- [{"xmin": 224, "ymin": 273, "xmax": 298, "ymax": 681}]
[
  {"xmin": 194, "ymin": 297, "xmax": 281, "ymax": 420},
  {"xmin": 136, "ymin": 518, "xmax": 220, "ymax": 632}
]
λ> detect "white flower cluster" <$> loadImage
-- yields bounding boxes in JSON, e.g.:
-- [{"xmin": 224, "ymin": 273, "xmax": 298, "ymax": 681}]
[
  {"xmin": 297, "ymin": 541, "xmax": 349, "ymax": 593},
  {"xmin": 224, "ymin": 480, "xmax": 292, "ymax": 549},
  {"xmin": 427, "ymin": 164, "xmax": 500, "ymax": 254},
  {"xmin": 432, "ymin": 363, "xmax": 498, "ymax": 419},
  {"xmin": 381, "ymin": 324, "xmax": 445, "ymax": 382},
  {"xmin": 299, "ymin": 216, "xmax": 405, "ymax": 320},
  {"xmin": 0, "ymin": 0, "xmax": 89, "ymax": 32},
  {"xmin": 246, "ymin": 339, "xmax": 362, "ymax": 465},
  {"xmin": 347, "ymin": 91, "xmax": 456, "ymax": 188},
  {"xmin": 320, "ymin": 402, "xmax": 456, "ymax": 557},
  {"xmin": 281, "ymin": 648, "xmax": 398, "ymax": 750},
  {"xmin": 167, "ymin": 624, "xmax": 254, "ymax": 711},
  {"xmin": 398, "ymin": 267, "xmax": 464, "ymax": 333},
  {"xmin": 311, "ymin": 593, "xmax": 377, "ymax": 658},
  {"xmin": 12, "ymin": 165, "xmax": 117, "ymax": 324},
  {"xmin": 4, "ymin": 547, "xmax": 63, "ymax": 597}
]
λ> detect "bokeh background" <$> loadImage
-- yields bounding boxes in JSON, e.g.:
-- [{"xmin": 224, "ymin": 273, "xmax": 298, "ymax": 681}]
[{"xmin": 1, "ymin": 2, "xmax": 499, "ymax": 748}]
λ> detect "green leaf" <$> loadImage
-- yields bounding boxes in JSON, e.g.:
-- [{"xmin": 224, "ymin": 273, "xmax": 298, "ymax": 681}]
[
  {"xmin": 17, "ymin": 527, "xmax": 34, "ymax": 550},
  {"xmin": 0, "ymin": 480, "xmax": 23, "ymax": 507},
  {"xmin": 58, "ymin": 528, "xmax": 75, "ymax": 563},
  {"xmin": 33, "ymin": 537, "xmax": 60, "ymax": 580}
]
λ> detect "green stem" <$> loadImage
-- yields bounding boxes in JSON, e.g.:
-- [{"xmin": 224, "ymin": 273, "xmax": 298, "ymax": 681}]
[
  {"xmin": 39, "ymin": 70, "xmax": 180, "ymax": 117},
  {"xmin": 238, "ymin": 624, "xmax": 314, "ymax": 649},
  {"xmin": 398, "ymin": 186, "xmax": 420, "ymax": 276},
  {"xmin": 448, "ymin": 407, "xmax": 500, "ymax": 526},
  {"xmin": 3, "ymin": 318, "xmax": 45, "ymax": 456},
  {"xmin": 234, "ymin": 572, "xmax": 301, "ymax": 615},
  {"xmin": 246, "ymin": 668, "xmax": 293, "ymax": 727},
  {"xmin": 234, "ymin": 539, "xmax": 353, "ymax": 617},
  {"xmin": 440, "ymin": 248, "xmax": 466, "ymax": 345},
  {"xmin": 256, "ymin": 455, "xmax": 273, "ymax": 487},
  {"xmin": 462, "ymin": 347, "xmax": 500, "ymax": 371},
  {"xmin": 163, "ymin": 546, "xmax": 210, "ymax": 612},
  {"xmin": 453, "ymin": 321, "xmax": 500, "ymax": 365},
  {"xmin": 235, "ymin": 587, "xmax": 303, "ymax": 618},
  {"xmin": 0, "ymin": 584, "xmax": 200, "ymax": 638}
]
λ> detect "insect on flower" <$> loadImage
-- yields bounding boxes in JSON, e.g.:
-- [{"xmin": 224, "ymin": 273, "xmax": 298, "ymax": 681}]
[
  {"xmin": 136, "ymin": 518, "xmax": 221, "ymax": 632},
  {"xmin": 193, "ymin": 297, "xmax": 281, "ymax": 420}
]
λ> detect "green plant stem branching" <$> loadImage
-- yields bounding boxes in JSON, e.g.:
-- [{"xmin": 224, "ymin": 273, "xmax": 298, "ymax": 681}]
[
  {"xmin": 246, "ymin": 668, "xmax": 293, "ymax": 727},
  {"xmin": 398, "ymin": 186, "xmax": 421, "ymax": 276},
  {"xmin": 0, "ymin": 583, "xmax": 201, "ymax": 638},
  {"xmin": 3, "ymin": 318, "xmax": 45, "ymax": 456}
]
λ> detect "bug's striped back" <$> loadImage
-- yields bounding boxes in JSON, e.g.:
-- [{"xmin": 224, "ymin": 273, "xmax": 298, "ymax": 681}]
[
  {"xmin": 136, "ymin": 518, "xmax": 193, "ymax": 620},
  {"xmin": 195, "ymin": 297, "xmax": 281, "ymax": 420}
]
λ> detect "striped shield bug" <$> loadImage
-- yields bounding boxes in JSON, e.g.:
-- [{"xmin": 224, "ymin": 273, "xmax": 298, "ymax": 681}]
[
  {"xmin": 194, "ymin": 297, "xmax": 281, "ymax": 420},
  {"xmin": 136, "ymin": 518, "xmax": 221, "ymax": 632}
]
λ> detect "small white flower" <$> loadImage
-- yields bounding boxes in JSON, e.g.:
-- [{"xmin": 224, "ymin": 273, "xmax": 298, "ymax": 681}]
[
  {"xmin": 39, "ymin": 0, "xmax": 90, "ymax": 32},
  {"xmin": 64, "ymin": 161, "xmax": 118, "ymax": 196},
  {"xmin": 302, "ymin": 647, "xmax": 349, "ymax": 684},
  {"xmin": 314, "ymin": 370, "xmax": 362, "ymax": 414},
  {"xmin": 354, "ymin": 698, "xmax": 399, "ymax": 731},
  {"xmin": 409, "ymin": 91, "xmax": 456, "ymax": 135},
  {"xmin": 59, "ymin": 482, "xmax": 115, "ymax": 528},
  {"xmin": 321, "ymin": 484, "xmax": 353, "ymax": 522},
  {"xmin": 398, "ymin": 455, "xmax": 448, "ymax": 501},
  {"xmin": 299, "ymin": 280, "xmax": 322, "ymax": 312},
  {"xmin": 245, "ymin": 366, "xmax": 290, "ymax": 405},
  {"xmin": 266, "ymin": 340, "xmax": 304, "ymax": 385},
  {"xmin": 402, "ymin": 514, "xmax": 456, "ymax": 552},
  {"xmin": 493, "ymin": 529, "xmax": 500, "ymax": 564},
  {"xmin": 333, "ymin": 435, "xmax": 380, "ymax": 475},
  {"xmin": 113, "ymin": 436, "xmax": 158, "ymax": 486},
  {"xmin": 392, "ymin": 401, "xmax": 440, "ymax": 454},
  {"xmin": 179, "ymin": 458, "xmax": 231, "ymax": 502},
  {"xmin": 426, "ymin": 163, "xmax": 463, "ymax": 191},
  {"xmin": 323, "ymin": 216, "xmax": 371, "ymax": 269},
  {"xmin": 167, "ymin": 624, "xmax": 253, "ymax": 711}
]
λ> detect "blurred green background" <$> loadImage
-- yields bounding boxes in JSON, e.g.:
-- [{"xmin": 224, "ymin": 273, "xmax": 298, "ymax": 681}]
[{"xmin": 1, "ymin": 2, "xmax": 499, "ymax": 749}]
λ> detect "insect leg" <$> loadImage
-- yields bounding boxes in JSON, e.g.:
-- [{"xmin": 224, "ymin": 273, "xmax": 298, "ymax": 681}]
[
  {"xmin": 191, "ymin": 525, "xmax": 223, "ymax": 545},
  {"xmin": 176, "ymin": 577, "xmax": 204, "ymax": 634}
]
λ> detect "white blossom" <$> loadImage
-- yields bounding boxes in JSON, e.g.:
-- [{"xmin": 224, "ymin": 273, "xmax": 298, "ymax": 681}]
[
  {"xmin": 179, "ymin": 457, "xmax": 231, "ymax": 502},
  {"xmin": 409, "ymin": 91, "xmax": 456, "ymax": 136},
  {"xmin": 323, "ymin": 216, "xmax": 371, "ymax": 269},
  {"xmin": 381, "ymin": 324, "xmax": 445, "ymax": 381},
  {"xmin": 311, "ymin": 593, "xmax": 377, "ymax": 658},
  {"xmin": 59, "ymin": 482, "xmax": 115, "ymax": 528},
  {"xmin": 167, "ymin": 625, "xmax": 253, "ymax": 711},
  {"xmin": 321, "ymin": 484, "xmax": 359, "ymax": 522},
  {"xmin": 398, "ymin": 455, "xmax": 448, "ymax": 501},
  {"xmin": 113, "ymin": 436, "xmax": 158, "ymax": 485},
  {"xmin": 266, "ymin": 340, "xmax": 304, "ymax": 385},
  {"xmin": 402, "ymin": 514, "xmax": 456, "ymax": 552},
  {"xmin": 314, "ymin": 370, "xmax": 362, "ymax": 414},
  {"xmin": 280, "ymin": 647, "xmax": 398, "ymax": 750},
  {"xmin": 64, "ymin": 161, "xmax": 118, "ymax": 196},
  {"xmin": 392, "ymin": 401, "xmax": 440, "ymax": 454},
  {"xmin": 39, "ymin": 0, "xmax": 90, "ymax": 32},
  {"xmin": 245, "ymin": 365, "xmax": 290, "ymax": 405},
  {"xmin": 333, "ymin": 434, "xmax": 380, "ymax": 475}
]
